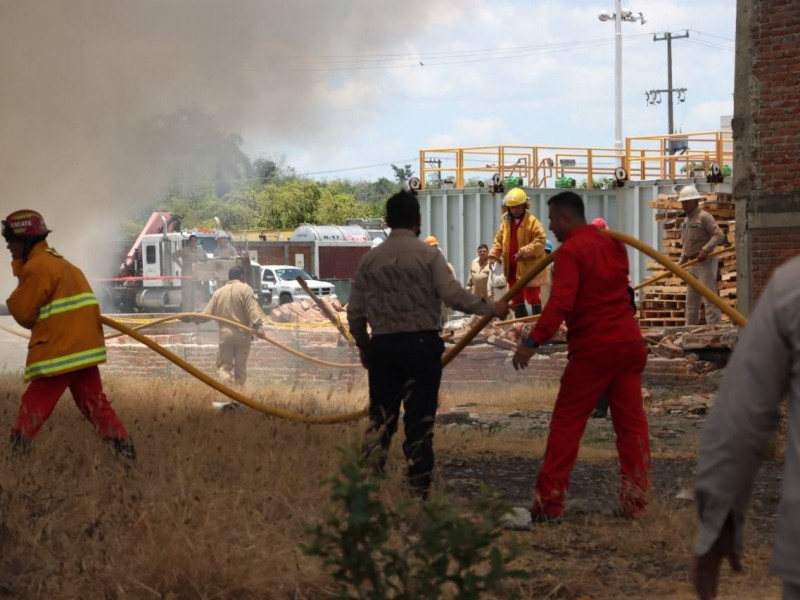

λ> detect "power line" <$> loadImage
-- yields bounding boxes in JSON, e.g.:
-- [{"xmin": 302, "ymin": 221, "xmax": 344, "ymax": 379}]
[
  {"xmin": 688, "ymin": 29, "xmax": 735, "ymax": 42},
  {"xmin": 268, "ymin": 34, "xmax": 654, "ymax": 72},
  {"xmin": 684, "ymin": 38, "xmax": 735, "ymax": 52},
  {"xmin": 298, "ymin": 159, "xmax": 417, "ymax": 177}
]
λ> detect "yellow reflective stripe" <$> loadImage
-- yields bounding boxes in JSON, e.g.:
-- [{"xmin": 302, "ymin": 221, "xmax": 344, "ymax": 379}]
[
  {"xmin": 25, "ymin": 347, "xmax": 107, "ymax": 379},
  {"xmin": 38, "ymin": 293, "xmax": 98, "ymax": 321}
]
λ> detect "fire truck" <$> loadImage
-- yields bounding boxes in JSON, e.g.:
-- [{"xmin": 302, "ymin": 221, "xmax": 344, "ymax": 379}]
[{"xmin": 95, "ymin": 211, "xmax": 258, "ymax": 313}]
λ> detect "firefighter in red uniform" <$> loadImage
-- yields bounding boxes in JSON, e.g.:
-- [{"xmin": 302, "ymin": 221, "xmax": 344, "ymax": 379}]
[
  {"xmin": 3, "ymin": 209, "xmax": 136, "ymax": 459},
  {"xmin": 489, "ymin": 188, "xmax": 548, "ymax": 318},
  {"xmin": 512, "ymin": 192, "xmax": 650, "ymax": 522}
]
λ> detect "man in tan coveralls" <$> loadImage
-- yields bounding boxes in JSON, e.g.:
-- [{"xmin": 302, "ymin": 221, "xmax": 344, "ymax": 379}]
[
  {"xmin": 678, "ymin": 185, "xmax": 725, "ymax": 325},
  {"xmin": 202, "ymin": 265, "xmax": 267, "ymax": 388}
]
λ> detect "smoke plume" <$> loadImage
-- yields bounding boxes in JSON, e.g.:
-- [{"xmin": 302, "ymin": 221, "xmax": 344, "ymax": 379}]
[{"xmin": 0, "ymin": 0, "xmax": 461, "ymax": 299}]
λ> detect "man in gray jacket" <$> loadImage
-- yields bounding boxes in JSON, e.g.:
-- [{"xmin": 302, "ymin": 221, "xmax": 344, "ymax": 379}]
[
  {"xmin": 692, "ymin": 254, "xmax": 800, "ymax": 599},
  {"xmin": 348, "ymin": 190, "xmax": 510, "ymax": 499}
]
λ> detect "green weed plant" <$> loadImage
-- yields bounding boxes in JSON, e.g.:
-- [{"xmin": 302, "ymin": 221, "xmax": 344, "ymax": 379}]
[{"xmin": 303, "ymin": 448, "xmax": 526, "ymax": 599}]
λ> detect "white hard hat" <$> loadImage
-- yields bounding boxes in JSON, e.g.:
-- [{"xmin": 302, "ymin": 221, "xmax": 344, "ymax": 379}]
[
  {"xmin": 678, "ymin": 185, "xmax": 703, "ymax": 202},
  {"xmin": 216, "ymin": 230, "xmax": 228, "ymax": 239}
]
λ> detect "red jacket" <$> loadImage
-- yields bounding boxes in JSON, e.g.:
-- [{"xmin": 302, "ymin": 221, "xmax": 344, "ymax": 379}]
[{"xmin": 530, "ymin": 225, "xmax": 642, "ymax": 352}]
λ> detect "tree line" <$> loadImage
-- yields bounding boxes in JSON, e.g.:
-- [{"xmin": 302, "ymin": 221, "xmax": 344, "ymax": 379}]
[{"xmin": 120, "ymin": 107, "xmax": 413, "ymax": 237}]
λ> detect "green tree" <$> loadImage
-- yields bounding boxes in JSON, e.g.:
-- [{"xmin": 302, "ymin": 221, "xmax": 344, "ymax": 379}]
[
  {"xmin": 162, "ymin": 185, "xmax": 219, "ymax": 227},
  {"xmin": 258, "ymin": 179, "xmax": 321, "ymax": 228},
  {"xmin": 390, "ymin": 164, "xmax": 414, "ymax": 184},
  {"xmin": 315, "ymin": 185, "xmax": 369, "ymax": 224}
]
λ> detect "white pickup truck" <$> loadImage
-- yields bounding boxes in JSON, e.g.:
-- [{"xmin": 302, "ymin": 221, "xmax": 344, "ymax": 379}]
[{"xmin": 260, "ymin": 265, "xmax": 337, "ymax": 308}]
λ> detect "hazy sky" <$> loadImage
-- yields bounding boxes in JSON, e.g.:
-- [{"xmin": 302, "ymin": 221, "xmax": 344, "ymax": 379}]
[{"xmin": 0, "ymin": 0, "xmax": 735, "ymax": 299}]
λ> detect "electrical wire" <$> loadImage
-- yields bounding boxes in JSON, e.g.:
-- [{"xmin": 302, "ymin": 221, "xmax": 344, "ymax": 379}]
[{"xmin": 269, "ymin": 34, "xmax": 654, "ymax": 72}]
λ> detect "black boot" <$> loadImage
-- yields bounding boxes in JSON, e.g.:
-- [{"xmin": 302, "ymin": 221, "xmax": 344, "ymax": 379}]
[
  {"xmin": 406, "ymin": 471, "xmax": 431, "ymax": 502},
  {"xmin": 591, "ymin": 396, "xmax": 610, "ymax": 419},
  {"xmin": 513, "ymin": 304, "xmax": 528, "ymax": 319},
  {"xmin": 112, "ymin": 438, "xmax": 137, "ymax": 461}
]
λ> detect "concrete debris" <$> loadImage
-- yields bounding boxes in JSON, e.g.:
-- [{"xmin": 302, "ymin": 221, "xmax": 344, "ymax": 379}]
[
  {"xmin": 651, "ymin": 335, "xmax": 684, "ymax": 359},
  {"xmin": 500, "ymin": 506, "xmax": 532, "ymax": 531},
  {"xmin": 650, "ymin": 393, "xmax": 714, "ymax": 416},
  {"xmin": 437, "ymin": 407, "xmax": 477, "ymax": 424},
  {"xmin": 486, "ymin": 335, "xmax": 517, "ymax": 351},
  {"xmin": 268, "ymin": 297, "xmax": 347, "ymax": 324}
]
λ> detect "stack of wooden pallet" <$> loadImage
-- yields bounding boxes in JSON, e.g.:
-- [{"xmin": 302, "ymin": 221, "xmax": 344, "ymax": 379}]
[{"xmin": 638, "ymin": 191, "xmax": 736, "ymax": 327}]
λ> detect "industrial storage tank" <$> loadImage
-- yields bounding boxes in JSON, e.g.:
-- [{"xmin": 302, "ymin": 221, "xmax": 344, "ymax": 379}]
[
  {"xmin": 346, "ymin": 218, "xmax": 390, "ymax": 241},
  {"xmin": 290, "ymin": 224, "xmax": 371, "ymax": 242}
]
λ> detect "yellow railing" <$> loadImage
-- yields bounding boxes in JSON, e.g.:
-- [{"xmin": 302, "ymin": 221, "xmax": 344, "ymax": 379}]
[
  {"xmin": 624, "ymin": 130, "xmax": 733, "ymax": 180},
  {"xmin": 418, "ymin": 130, "xmax": 733, "ymax": 190}
]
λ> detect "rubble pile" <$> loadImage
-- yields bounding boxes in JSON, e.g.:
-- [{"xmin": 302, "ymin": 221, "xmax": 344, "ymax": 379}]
[
  {"xmin": 442, "ymin": 316, "xmax": 567, "ymax": 351},
  {"xmin": 650, "ymin": 392, "xmax": 714, "ymax": 416},
  {"xmin": 267, "ymin": 298, "xmax": 347, "ymax": 325},
  {"xmin": 441, "ymin": 317, "xmax": 737, "ymax": 361}
]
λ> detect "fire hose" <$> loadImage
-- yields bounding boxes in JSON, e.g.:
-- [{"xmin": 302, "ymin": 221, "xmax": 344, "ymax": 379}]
[
  {"xmin": 4, "ymin": 230, "xmax": 748, "ymax": 423},
  {"xmin": 103, "ymin": 313, "xmax": 361, "ymax": 369},
  {"xmin": 100, "ymin": 314, "xmax": 365, "ymax": 424}
]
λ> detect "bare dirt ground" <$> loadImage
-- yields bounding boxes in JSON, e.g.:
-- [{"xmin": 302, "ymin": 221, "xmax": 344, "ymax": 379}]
[{"xmin": 434, "ymin": 406, "xmax": 784, "ymax": 599}]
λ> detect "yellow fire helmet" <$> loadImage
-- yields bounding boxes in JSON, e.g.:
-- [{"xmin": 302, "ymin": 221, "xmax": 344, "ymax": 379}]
[
  {"xmin": 503, "ymin": 188, "xmax": 528, "ymax": 207},
  {"xmin": 423, "ymin": 235, "xmax": 439, "ymax": 246}
]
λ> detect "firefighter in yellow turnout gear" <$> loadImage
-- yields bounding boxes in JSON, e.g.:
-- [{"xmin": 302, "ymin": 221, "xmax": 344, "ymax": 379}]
[{"xmin": 3, "ymin": 209, "xmax": 136, "ymax": 459}]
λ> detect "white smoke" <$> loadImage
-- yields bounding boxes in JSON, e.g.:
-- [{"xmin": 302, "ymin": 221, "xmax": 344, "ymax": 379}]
[{"xmin": 0, "ymin": 0, "xmax": 472, "ymax": 300}]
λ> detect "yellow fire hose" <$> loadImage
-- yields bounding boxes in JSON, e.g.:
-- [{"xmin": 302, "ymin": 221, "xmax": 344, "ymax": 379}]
[
  {"xmin": 495, "ymin": 313, "xmax": 541, "ymax": 327},
  {"xmin": 442, "ymin": 253, "xmax": 555, "ymax": 367},
  {"xmin": 633, "ymin": 245, "xmax": 734, "ymax": 292},
  {"xmin": 104, "ymin": 312, "xmax": 360, "ymax": 370},
  {"xmin": 100, "ymin": 314, "xmax": 367, "ymax": 424},
  {"xmin": 3, "ymin": 230, "xmax": 748, "ymax": 423},
  {"xmin": 605, "ymin": 230, "xmax": 746, "ymax": 327},
  {"xmin": 442, "ymin": 230, "xmax": 747, "ymax": 369}
]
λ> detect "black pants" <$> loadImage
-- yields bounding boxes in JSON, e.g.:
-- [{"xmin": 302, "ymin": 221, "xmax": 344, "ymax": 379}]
[{"xmin": 363, "ymin": 331, "xmax": 443, "ymax": 498}]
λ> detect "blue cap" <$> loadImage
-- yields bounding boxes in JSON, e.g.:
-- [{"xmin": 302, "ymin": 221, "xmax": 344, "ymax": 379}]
[{"xmin": 545, "ymin": 240, "xmax": 553, "ymax": 253}]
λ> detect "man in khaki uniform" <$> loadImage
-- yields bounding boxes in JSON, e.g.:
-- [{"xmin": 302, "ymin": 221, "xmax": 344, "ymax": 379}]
[
  {"xmin": 213, "ymin": 231, "xmax": 238, "ymax": 259},
  {"xmin": 465, "ymin": 244, "xmax": 492, "ymax": 301},
  {"xmin": 202, "ymin": 265, "xmax": 267, "ymax": 387},
  {"xmin": 172, "ymin": 234, "xmax": 209, "ymax": 311},
  {"xmin": 678, "ymin": 185, "xmax": 725, "ymax": 325}
]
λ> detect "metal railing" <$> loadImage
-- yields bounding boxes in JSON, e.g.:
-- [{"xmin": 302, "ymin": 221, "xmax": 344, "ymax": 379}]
[{"xmin": 418, "ymin": 130, "xmax": 733, "ymax": 190}]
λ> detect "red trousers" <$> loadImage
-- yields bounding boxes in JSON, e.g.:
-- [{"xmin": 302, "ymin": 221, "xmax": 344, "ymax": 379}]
[
  {"xmin": 13, "ymin": 366, "xmax": 129, "ymax": 441},
  {"xmin": 533, "ymin": 342, "xmax": 650, "ymax": 517},
  {"xmin": 507, "ymin": 274, "xmax": 541, "ymax": 307}
]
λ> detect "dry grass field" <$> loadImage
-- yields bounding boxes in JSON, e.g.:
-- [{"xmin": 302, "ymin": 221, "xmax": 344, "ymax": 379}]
[{"xmin": 0, "ymin": 373, "xmax": 783, "ymax": 599}]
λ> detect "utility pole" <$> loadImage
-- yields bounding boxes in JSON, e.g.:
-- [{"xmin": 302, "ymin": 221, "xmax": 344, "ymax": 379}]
[
  {"xmin": 598, "ymin": 2, "xmax": 646, "ymax": 154},
  {"xmin": 648, "ymin": 30, "xmax": 690, "ymax": 153}
]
